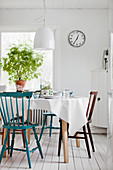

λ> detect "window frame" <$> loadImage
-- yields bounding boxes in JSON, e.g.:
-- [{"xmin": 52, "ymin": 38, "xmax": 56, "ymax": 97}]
[{"xmin": 0, "ymin": 26, "xmax": 60, "ymax": 91}]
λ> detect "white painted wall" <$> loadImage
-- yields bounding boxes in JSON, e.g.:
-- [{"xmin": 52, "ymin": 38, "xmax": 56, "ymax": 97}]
[
  {"xmin": 0, "ymin": 8, "xmax": 108, "ymax": 96},
  {"xmin": 107, "ymin": 1, "xmax": 113, "ymax": 169},
  {"xmin": 109, "ymin": 0, "xmax": 113, "ymax": 91},
  {"xmin": 109, "ymin": 0, "xmax": 113, "ymax": 32},
  {"xmin": 0, "ymin": 0, "xmax": 109, "ymax": 9}
]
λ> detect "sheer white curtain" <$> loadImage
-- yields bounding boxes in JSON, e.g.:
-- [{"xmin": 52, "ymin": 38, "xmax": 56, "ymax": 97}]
[{"xmin": 1, "ymin": 32, "xmax": 53, "ymax": 91}]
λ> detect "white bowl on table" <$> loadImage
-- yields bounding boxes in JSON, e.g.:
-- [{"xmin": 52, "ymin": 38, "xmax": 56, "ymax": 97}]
[
  {"xmin": 44, "ymin": 95, "xmax": 59, "ymax": 99},
  {"xmin": 41, "ymin": 89, "xmax": 49, "ymax": 96}
]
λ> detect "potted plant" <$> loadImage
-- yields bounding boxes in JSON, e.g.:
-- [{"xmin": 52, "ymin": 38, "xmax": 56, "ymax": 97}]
[
  {"xmin": 41, "ymin": 81, "xmax": 51, "ymax": 95},
  {"xmin": 0, "ymin": 41, "xmax": 44, "ymax": 91}
]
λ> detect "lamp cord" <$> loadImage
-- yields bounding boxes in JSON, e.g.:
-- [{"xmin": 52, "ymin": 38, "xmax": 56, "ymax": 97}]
[
  {"xmin": 43, "ymin": 0, "xmax": 46, "ymax": 27},
  {"xmin": 35, "ymin": 0, "xmax": 46, "ymax": 27}
]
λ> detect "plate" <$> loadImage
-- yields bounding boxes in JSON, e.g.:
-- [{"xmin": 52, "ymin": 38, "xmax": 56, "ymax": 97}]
[{"xmin": 44, "ymin": 95, "xmax": 59, "ymax": 99}]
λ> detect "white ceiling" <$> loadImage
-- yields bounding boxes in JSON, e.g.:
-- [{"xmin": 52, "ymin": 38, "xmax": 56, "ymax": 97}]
[{"xmin": 0, "ymin": 0, "xmax": 109, "ymax": 9}]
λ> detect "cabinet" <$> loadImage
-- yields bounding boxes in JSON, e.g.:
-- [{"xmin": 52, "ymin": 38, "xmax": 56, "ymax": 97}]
[{"xmin": 91, "ymin": 70, "xmax": 108, "ymax": 128}]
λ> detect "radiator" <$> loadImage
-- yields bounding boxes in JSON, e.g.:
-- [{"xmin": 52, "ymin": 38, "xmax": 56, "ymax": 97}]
[
  {"xmin": 31, "ymin": 109, "xmax": 59, "ymax": 128},
  {"xmin": 31, "ymin": 109, "xmax": 49, "ymax": 127}
]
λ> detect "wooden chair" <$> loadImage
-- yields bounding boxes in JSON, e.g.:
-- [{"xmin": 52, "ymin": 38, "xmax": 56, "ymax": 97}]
[
  {"xmin": 0, "ymin": 92, "xmax": 43, "ymax": 168},
  {"xmin": 10, "ymin": 116, "xmax": 26, "ymax": 147},
  {"xmin": 0, "ymin": 118, "xmax": 10, "ymax": 154},
  {"xmin": 0, "ymin": 117, "xmax": 4, "ymax": 145},
  {"xmin": 58, "ymin": 91, "xmax": 98, "ymax": 158},
  {"xmin": 39, "ymin": 112, "xmax": 60, "ymax": 141},
  {"xmin": 0, "ymin": 115, "xmax": 26, "ymax": 155}
]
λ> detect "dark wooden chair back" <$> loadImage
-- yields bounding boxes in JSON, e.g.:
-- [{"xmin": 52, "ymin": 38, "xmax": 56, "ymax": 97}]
[{"xmin": 86, "ymin": 91, "xmax": 98, "ymax": 122}]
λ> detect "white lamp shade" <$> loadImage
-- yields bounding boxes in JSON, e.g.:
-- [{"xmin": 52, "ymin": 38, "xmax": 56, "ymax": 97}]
[{"xmin": 34, "ymin": 27, "xmax": 55, "ymax": 50}]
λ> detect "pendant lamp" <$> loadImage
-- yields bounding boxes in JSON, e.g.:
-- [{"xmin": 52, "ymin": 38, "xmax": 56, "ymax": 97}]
[
  {"xmin": 34, "ymin": 0, "xmax": 55, "ymax": 50},
  {"xmin": 34, "ymin": 27, "xmax": 55, "ymax": 50}
]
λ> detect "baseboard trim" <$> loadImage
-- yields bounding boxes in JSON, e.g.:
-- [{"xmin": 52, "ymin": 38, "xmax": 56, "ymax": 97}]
[{"xmin": 91, "ymin": 125, "xmax": 107, "ymax": 134}]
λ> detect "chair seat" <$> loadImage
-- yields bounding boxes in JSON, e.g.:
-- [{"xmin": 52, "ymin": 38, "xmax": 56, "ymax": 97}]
[
  {"xmin": 3, "ymin": 122, "xmax": 38, "ymax": 130},
  {"xmin": 43, "ymin": 112, "xmax": 56, "ymax": 116},
  {"xmin": 39, "ymin": 112, "xmax": 59, "ymax": 140}
]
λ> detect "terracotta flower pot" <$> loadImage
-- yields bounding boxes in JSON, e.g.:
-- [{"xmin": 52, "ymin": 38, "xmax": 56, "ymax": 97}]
[{"xmin": 16, "ymin": 80, "xmax": 26, "ymax": 92}]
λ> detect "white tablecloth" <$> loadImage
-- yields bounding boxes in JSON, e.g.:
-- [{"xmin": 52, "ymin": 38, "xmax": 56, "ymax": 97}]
[
  {"xmin": 30, "ymin": 97, "xmax": 88, "ymax": 135},
  {"xmin": 0, "ymin": 96, "xmax": 88, "ymax": 135}
]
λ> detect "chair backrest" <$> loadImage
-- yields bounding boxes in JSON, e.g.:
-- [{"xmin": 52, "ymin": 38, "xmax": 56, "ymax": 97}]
[
  {"xmin": 0, "ymin": 92, "xmax": 32, "ymax": 127},
  {"xmin": 86, "ymin": 91, "xmax": 98, "ymax": 122}
]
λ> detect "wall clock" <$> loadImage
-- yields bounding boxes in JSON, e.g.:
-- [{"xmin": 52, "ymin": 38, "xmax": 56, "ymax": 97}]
[{"xmin": 68, "ymin": 30, "xmax": 86, "ymax": 47}]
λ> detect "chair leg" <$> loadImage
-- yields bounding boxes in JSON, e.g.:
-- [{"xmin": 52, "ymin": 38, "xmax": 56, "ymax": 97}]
[
  {"xmin": 0, "ymin": 129, "xmax": 10, "ymax": 163},
  {"xmin": 10, "ymin": 130, "xmax": 15, "ymax": 157},
  {"xmin": 2, "ymin": 128, "xmax": 10, "ymax": 154},
  {"xmin": 58, "ymin": 120, "xmax": 62, "ymax": 156},
  {"xmin": 32, "ymin": 127, "xmax": 43, "ymax": 159},
  {"xmin": 67, "ymin": 123, "xmax": 69, "ymax": 135},
  {"xmin": 23, "ymin": 129, "xmax": 31, "ymax": 169},
  {"xmin": 22, "ymin": 130, "xmax": 26, "ymax": 148},
  {"xmin": 49, "ymin": 116, "xmax": 53, "ymax": 137},
  {"xmin": 39, "ymin": 115, "xmax": 47, "ymax": 141},
  {"xmin": 87, "ymin": 123, "xmax": 95, "ymax": 152},
  {"xmin": 8, "ymin": 132, "xmax": 10, "ymax": 154},
  {"xmin": 2, "ymin": 128, "xmax": 4, "ymax": 145},
  {"xmin": 83, "ymin": 126, "xmax": 91, "ymax": 158}
]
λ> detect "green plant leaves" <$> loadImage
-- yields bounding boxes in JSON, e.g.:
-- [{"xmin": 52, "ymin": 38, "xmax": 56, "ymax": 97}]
[{"xmin": 0, "ymin": 41, "xmax": 44, "ymax": 83}]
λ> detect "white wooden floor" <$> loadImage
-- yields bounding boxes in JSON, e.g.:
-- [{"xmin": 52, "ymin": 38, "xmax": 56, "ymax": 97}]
[{"xmin": 0, "ymin": 132, "xmax": 107, "ymax": 170}]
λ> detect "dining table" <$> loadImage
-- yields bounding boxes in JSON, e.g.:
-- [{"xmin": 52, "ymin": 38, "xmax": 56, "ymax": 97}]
[
  {"xmin": 29, "ymin": 96, "xmax": 89, "ymax": 163},
  {"xmin": 2, "ymin": 95, "xmax": 89, "ymax": 163}
]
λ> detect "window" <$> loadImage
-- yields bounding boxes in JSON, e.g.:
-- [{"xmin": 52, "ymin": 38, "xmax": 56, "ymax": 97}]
[{"xmin": 1, "ymin": 32, "xmax": 53, "ymax": 91}]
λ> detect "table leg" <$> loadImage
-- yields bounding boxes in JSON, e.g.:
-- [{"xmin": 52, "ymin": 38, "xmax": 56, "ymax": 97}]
[
  {"xmin": 3, "ymin": 128, "xmax": 8, "ymax": 158},
  {"xmin": 2, "ymin": 128, "xmax": 4, "ymax": 145},
  {"xmin": 27, "ymin": 129, "xmax": 30, "ymax": 144},
  {"xmin": 27, "ymin": 109, "xmax": 32, "ymax": 144},
  {"xmin": 62, "ymin": 120, "xmax": 69, "ymax": 163},
  {"xmin": 76, "ymin": 133, "xmax": 80, "ymax": 147}
]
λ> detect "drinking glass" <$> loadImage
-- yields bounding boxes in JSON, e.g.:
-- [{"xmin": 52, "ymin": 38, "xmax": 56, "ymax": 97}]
[{"xmin": 63, "ymin": 89, "xmax": 70, "ymax": 98}]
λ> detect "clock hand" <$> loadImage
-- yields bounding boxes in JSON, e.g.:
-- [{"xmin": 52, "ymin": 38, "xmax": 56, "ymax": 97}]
[{"xmin": 73, "ymin": 34, "xmax": 79, "ymax": 44}]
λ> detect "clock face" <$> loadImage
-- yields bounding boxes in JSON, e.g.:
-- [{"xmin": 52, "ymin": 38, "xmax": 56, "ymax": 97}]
[{"xmin": 68, "ymin": 30, "xmax": 86, "ymax": 47}]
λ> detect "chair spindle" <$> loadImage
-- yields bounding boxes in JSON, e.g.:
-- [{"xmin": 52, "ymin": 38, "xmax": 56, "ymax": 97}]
[
  {"xmin": 22, "ymin": 97, "xmax": 24, "ymax": 126},
  {"xmin": 0, "ymin": 105, "xmax": 6, "ymax": 125},
  {"xmin": 16, "ymin": 97, "xmax": 20, "ymax": 126},
  {"xmin": 10, "ymin": 97, "xmax": 15, "ymax": 126},
  {"xmin": 27, "ymin": 96, "xmax": 30, "ymax": 126},
  {"xmin": 5, "ymin": 97, "xmax": 11, "ymax": 126},
  {"xmin": 1, "ymin": 98, "xmax": 7, "ymax": 125}
]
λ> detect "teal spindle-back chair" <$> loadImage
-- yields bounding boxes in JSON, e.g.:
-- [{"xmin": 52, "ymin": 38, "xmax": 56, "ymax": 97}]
[{"xmin": 0, "ymin": 92, "xmax": 43, "ymax": 168}]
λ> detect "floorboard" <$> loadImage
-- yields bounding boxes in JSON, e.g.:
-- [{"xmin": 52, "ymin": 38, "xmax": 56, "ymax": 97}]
[{"xmin": 0, "ymin": 133, "xmax": 107, "ymax": 170}]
